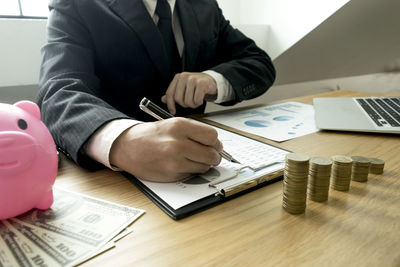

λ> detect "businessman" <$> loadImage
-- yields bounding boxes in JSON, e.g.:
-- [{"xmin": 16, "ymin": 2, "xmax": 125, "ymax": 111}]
[{"xmin": 38, "ymin": 0, "xmax": 276, "ymax": 182}]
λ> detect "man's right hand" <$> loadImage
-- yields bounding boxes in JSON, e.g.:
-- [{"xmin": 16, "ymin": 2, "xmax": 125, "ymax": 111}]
[{"xmin": 109, "ymin": 117, "xmax": 223, "ymax": 182}]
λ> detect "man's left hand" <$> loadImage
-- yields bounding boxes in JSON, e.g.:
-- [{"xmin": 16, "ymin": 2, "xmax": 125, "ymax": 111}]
[{"xmin": 161, "ymin": 72, "xmax": 217, "ymax": 115}]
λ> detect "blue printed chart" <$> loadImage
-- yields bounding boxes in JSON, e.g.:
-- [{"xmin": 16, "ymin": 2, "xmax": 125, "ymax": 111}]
[
  {"xmin": 205, "ymin": 102, "xmax": 319, "ymax": 142},
  {"xmin": 244, "ymin": 120, "xmax": 271, "ymax": 127}
]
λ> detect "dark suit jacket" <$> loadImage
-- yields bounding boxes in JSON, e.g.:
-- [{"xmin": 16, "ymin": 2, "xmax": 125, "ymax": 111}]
[{"xmin": 37, "ymin": 0, "xmax": 276, "ymax": 169}]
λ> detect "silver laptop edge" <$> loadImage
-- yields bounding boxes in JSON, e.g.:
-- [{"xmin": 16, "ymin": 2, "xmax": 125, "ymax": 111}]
[{"xmin": 313, "ymin": 97, "xmax": 400, "ymax": 134}]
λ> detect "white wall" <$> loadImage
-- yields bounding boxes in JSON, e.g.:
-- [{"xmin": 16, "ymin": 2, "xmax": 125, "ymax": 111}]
[
  {"xmin": 218, "ymin": 0, "xmax": 349, "ymax": 59},
  {"xmin": 260, "ymin": 0, "xmax": 350, "ymax": 59},
  {"xmin": 216, "ymin": 0, "xmax": 240, "ymax": 24},
  {"xmin": 0, "ymin": 19, "xmax": 47, "ymax": 87},
  {"xmin": 273, "ymin": 0, "xmax": 400, "ymax": 85},
  {"xmin": 1, "ymin": 1, "xmax": 349, "ymax": 88}
]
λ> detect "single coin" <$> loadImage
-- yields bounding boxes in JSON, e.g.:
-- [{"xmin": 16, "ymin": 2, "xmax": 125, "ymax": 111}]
[
  {"xmin": 369, "ymin": 158, "xmax": 385, "ymax": 165},
  {"xmin": 351, "ymin": 156, "xmax": 371, "ymax": 164},
  {"xmin": 369, "ymin": 157, "xmax": 385, "ymax": 174},
  {"xmin": 331, "ymin": 155, "xmax": 353, "ymax": 164},
  {"xmin": 286, "ymin": 153, "xmax": 310, "ymax": 163},
  {"xmin": 310, "ymin": 157, "xmax": 332, "ymax": 166}
]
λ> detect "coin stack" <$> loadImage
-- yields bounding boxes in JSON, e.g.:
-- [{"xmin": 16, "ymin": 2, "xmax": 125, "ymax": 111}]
[
  {"xmin": 283, "ymin": 153, "xmax": 310, "ymax": 214},
  {"xmin": 369, "ymin": 158, "xmax": 385, "ymax": 174},
  {"xmin": 351, "ymin": 156, "xmax": 371, "ymax": 182},
  {"xmin": 330, "ymin": 155, "xmax": 353, "ymax": 191},
  {"xmin": 307, "ymin": 157, "xmax": 332, "ymax": 202}
]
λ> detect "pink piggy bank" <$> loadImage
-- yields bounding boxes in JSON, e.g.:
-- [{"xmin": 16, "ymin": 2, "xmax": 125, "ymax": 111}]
[{"xmin": 0, "ymin": 101, "xmax": 58, "ymax": 219}]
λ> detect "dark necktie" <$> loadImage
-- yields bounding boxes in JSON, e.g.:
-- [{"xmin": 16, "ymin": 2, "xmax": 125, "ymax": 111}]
[{"xmin": 155, "ymin": 0, "xmax": 181, "ymax": 80}]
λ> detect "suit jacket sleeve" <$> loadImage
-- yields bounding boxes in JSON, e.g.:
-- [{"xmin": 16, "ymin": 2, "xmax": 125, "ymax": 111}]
[
  {"xmin": 208, "ymin": 1, "xmax": 276, "ymax": 105},
  {"xmin": 37, "ymin": 0, "xmax": 276, "ymax": 170},
  {"xmin": 37, "ymin": 0, "xmax": 130, "ymax": 169}
]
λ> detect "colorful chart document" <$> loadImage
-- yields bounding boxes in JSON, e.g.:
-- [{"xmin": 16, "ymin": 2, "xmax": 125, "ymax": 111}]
[{"xmin": 204, "ymin": 102, "xmax": 319, "ymax": 142}]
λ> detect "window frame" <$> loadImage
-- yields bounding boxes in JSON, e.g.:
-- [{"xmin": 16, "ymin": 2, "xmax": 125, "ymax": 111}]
[
  {"xmin": 0, "ymin": 0, "xmax": 48, "ymax": 19},
  {"xmin": 0, "ymin": 15, "xmax": 47, "ymax": 19}
]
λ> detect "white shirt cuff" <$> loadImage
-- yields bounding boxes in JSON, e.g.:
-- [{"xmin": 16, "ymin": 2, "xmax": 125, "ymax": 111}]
[
  {"xmin": 84, "ymin": 119, "xmax": 141, "ymax": 170},
  {"xmin": 203, "ymin": 70, "xmax": 235, "ymax": 103}
]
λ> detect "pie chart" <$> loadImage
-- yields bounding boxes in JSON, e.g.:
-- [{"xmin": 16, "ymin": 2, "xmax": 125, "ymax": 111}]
[
  {"xmin": 273, "ymin": 116, "xmax": 294, "ymax": 121},
  {"xmin": 244, "ymin": 120, "xmax": 271, "ymax": 127},
  {"xmin": 182, "ymin": 176, "xmax": 210, "ymax": 185}
]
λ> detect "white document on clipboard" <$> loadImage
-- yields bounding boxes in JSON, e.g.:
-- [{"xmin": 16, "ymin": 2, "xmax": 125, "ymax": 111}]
[{"xmin": 139, "ymin": 126, "xmax": 290, "ymax": 210}]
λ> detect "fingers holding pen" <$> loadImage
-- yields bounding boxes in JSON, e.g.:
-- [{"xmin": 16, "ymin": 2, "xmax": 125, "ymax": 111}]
[
  {"xmin": 109, "ymin": 119, "xmax": 223, "ymax": 183},
  {"xmin": 184, "ymin": 143, "xmax": 222, "ymax": 167},
  {"xmin": 170, "ymin": 118, "xmax": 223, "ymax": 151},
  {"xmin": 162, "ymin": 118, "xmax": 223, "ymax": 165}
]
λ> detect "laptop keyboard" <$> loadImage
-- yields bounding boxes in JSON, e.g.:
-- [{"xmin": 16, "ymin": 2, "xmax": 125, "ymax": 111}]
[{"xmin": 355, "ymin": 97, "xmax": 400, "ymax": 127}]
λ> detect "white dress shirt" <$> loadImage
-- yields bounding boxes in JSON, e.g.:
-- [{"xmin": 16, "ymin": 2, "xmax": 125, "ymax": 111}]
[{"xmin": 85, "ymin": 0, "xmax": 234, "ymax": 169}]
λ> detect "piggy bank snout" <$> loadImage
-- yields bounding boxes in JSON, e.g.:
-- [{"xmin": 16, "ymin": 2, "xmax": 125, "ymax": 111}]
[{"xmin": 0, "ymin": 131, "xmax": 37, "ymax": 176}]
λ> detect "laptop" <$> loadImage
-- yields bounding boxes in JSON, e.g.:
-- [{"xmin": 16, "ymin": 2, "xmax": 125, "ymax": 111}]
[{"xmin": 313, "ymin": 96, "xmax": 400, "ymax": 134}]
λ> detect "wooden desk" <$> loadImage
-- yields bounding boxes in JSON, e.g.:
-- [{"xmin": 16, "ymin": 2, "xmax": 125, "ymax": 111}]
[{"xmin": 56, "ymin": 90, "xmax": 400, "ymax": 266}]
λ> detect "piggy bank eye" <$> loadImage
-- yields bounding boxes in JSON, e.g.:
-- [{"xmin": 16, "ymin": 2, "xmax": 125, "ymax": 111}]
[{"xmin": 18, "ymin": 119, "xmax": 28, "ymax": 130}]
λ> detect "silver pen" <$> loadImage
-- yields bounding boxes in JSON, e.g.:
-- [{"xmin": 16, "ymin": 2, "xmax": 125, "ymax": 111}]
[{"xmin": 139, "ymin": 97, "xmax": 240, "ymax": 164}]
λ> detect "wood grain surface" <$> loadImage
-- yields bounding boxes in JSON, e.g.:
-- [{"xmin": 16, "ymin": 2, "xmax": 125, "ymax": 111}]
[{"xmin": 55, "ymin": 91, "xmax": 400, "ymax": 267}]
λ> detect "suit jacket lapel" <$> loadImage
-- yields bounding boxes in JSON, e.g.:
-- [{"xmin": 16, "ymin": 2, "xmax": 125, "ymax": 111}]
[
  {"xmin": 176, "ymin": 0, "xmax": 200, "ymax": 71},
  {"xmin": 107, "ymin": 0, "xmax": 169, "ymax": 80}
]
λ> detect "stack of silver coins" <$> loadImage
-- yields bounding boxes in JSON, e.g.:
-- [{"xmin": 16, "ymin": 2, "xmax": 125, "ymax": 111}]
[
  {"xmin": 330, "ymin": 155, "xmax": 353, "ymax": 191},
  {"xmin": 351, "ymin": 156, "xmax": 371, "ymax": 182},
  {"xmin": 369, "ymin": 158, "xmax": 385, "ymax": 174},
  {"xmin": 283, "ymin": 153, "xmax": 310, "ymax": 214},
  {"xmin": 307, "ymin": 157, "xmax": 332, "ymax": 202}
]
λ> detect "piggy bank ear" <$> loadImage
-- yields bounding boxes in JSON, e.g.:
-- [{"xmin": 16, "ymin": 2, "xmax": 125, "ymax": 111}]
[{"xmin": 14, "ymin": 101, "xmax": 41, "ymax": 120}]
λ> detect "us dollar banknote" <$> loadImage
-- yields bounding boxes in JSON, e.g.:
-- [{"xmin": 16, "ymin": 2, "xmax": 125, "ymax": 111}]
[
  {"xmin": 0, "ymin": 188, "xmax": 145, "ymax": 266},
  {"xmin": 15, "ymin": 188, "xmax": 144, "ymax": 247},
  {"xmin": 0, "ymin": 220, "xmax": 62, "ymax": 267}
]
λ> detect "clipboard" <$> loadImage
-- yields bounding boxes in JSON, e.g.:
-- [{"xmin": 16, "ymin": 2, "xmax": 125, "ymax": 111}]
[
  {"xmin": 122, "ymin": 169, "xmax": 284, "ymax": 220},
  {"xmin": 122, "ymin": 124, "xmax": 290, "ymax": 220},
  {"xmin": 129, "ymin": 98, "xmax": 290, "ymax": 220}
]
